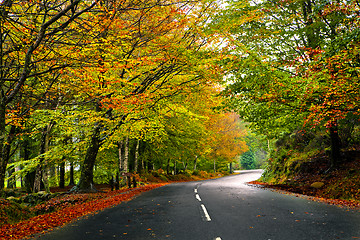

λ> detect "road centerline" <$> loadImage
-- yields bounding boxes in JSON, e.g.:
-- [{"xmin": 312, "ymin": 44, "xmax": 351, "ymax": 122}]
[
  {"xmin": 201, "ymin": 204, "xmax": 211, "ymax": 221},
  {"xmin": 195, "ymin": 194, "xmax": 202, "ymax": 202}
]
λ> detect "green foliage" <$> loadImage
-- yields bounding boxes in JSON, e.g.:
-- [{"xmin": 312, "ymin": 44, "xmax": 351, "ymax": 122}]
[
  {"xmin": 216, "ymin": 0, "xmax": 360, "ymax": 132},
  {"xmin": 93, "ymin": 168, "xmax": 113, "ymax": 185},
  {"xmin": 1, "ymin": 0, "xmax": 230, "ymax": 191},
  {"xmin": 212, "ymin": 0, "xmax": 360, "ymax": 183},
  {"xmin": 240, "ymin": 151, "xmax": 256, "ymax": 170},
  {"xmin": 158, "ymin": 175, "xmax": 169, "ymax": 182},
  {"xmin": 261, "ymin": 130, "xmax": 328, "ymax": 183},
  {"xmin": 240, "ymin": 131, "xmax": 269, "ymax": 169}
]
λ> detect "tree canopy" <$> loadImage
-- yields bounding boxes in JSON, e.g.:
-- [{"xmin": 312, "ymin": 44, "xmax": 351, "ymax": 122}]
[
  {"xmin": 1, "ymin": 0, "xmax": 359, "ymax": 191},
  {"xmin": 0, "ymin": 0, "xmax": 247, "ymax": 192},
  {"xmin": 214, "ymin": 0, "xmax": 360, "ymax": 169}
]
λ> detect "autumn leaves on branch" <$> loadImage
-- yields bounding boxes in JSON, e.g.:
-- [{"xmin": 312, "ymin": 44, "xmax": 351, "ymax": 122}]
[
  {"xmin": 217, "ymin": 0, "xmax": 360, "ymax": 168},
  {"xmin": 2, "ymin": 0, "xmax": 357, "ymax": 191},
  {"xmin": 0, "ymin": 0, "xmax": 247, "ymax": 192}
]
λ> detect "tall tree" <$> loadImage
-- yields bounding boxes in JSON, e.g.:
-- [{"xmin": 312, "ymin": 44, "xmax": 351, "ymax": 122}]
[
  {"xmin": 68, "ymin": 0, "xmax": 223, "ymax": 191},
  {"xmin": 216, "ymin": 0, "xmax": 360, "ymax": 168},
  {"xmin": 0, "ymin": 0, "xmax": 99, "ymax": 189}
]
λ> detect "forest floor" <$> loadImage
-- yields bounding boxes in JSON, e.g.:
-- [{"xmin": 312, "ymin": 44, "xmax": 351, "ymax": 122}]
[
  {"xmin": 0, "ymin": 171, "xmax": 224, "ymax": 240},
  {"xmin": 249, "ymin": 151, "xmax": 360, "ymax": 210}
]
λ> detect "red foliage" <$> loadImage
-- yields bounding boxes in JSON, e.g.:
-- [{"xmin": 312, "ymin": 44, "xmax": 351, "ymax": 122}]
[{"xmin": 0, "ymin": 183, "xmax": 168, "ymax": 240}]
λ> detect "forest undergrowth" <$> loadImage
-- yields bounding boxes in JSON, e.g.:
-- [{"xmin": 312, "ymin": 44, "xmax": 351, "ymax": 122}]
[{"xmin": 250, "ymin": 148, "xmax": 360, "ymax": 210}]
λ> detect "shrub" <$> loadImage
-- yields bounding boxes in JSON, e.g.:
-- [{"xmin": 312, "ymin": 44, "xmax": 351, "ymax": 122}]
[
  {"xmin": 184, "ymin": 170, "xmax": 192, "ymax": 178},
  {"xmin": 0, "ymin": 199, "xmax": 33, "ymax": 226},
  {"xmin": 158, "ymin": 175, "xmax": 168, "ymax": 182},
  {"xmin": 151, "ymin": 171, "xmax": 159, "ymax": 177},
  {"xmin": 157, "ymin": 169, "xmax": 165, "ymax": 175}
]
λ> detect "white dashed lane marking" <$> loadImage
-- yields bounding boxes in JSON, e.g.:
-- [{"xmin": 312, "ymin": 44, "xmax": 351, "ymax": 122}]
[
  {"xmin": 201, "ymin": 204, "xmax": 211, "ymax": 221},
  {"xmin": 196, "ymin": 194, "xmax": 202, "ymax": 202},
  {"xmin": 194, "ymin": 188, "xmax": 217, "ymax": 238},
  {"xmin": 194, "ymin": 188, "xmax": 211, "ymax": 222}
]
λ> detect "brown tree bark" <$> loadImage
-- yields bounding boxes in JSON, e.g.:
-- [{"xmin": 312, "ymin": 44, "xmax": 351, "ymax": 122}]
[
  {"xmin": 68, "ymin": 161, "xmax": 75, "ymax": 186},
  {"xmin": 329, "ymin": 123, "xmax": 342, "ymax": 169},
  {"xmin": 193, "ymin": 156, "xmax": 197, "ymax": 171},
  {"xmin": 118, "ymin": 141, "xmax": 123, "ymax": 172},
  {"xmin": 124, "ymin": 136, "xmax": 129, "ymax": 173},
  {"xmin": 75, "ymin": 124, "xmax": 101, "ymax": 192},
  {"xmin": 134, "ymin": 139, "xmax": 140, "ymax": 173},
  {"xmin": 7, "ymin": 162, "xmax": 16, "ymax": 189},
  {"xmin": 59, "ymin": 161, "xmax": 65, "ymax": 188},
  {"xmin": 33, "ymin": 123, "xmax": 53, "ymax": 193},
  {"xmin": 0, "ymin": 124, "xmax": 16, "ymax": 189}
]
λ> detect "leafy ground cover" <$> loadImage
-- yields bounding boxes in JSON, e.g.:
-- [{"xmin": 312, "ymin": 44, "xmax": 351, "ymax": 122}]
[
  {"xmin": 0, "ymin": 183, "xmax": 168, "ymax": 240},
  {"xmin": 249, "ymin": 151, "xmax": 360, "ymax": 210},
  {"xmin": 0, "ymin": 170, "xmax": 225, "ymax": 240}
]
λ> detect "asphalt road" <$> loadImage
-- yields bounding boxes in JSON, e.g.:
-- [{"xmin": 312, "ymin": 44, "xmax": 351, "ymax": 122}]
[{"xmin": 33, "ymin": 170, "xmax": 360, "ymax": 240}]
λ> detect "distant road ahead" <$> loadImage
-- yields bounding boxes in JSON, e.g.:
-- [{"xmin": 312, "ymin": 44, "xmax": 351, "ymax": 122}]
[{"xmin": 34, "ymin": 170, "xmax": 360, "ymax": 240}]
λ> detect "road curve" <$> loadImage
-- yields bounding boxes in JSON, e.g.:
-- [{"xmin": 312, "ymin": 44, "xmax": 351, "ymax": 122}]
[{"xmin": 32, "ymin": 170, "xmax": 360, "ymax": 240}]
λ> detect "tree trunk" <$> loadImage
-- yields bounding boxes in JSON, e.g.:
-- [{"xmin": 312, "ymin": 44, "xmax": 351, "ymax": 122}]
[
  {"xmin": 50, "ymin": 166, "xmax": 56, "ymax": 180},
  {"xmin": 69, "ymin": 161, "xmax": 75, "ymax": 186},
  {"xmin": 193, "ymin": 156, "xmax": 197, "ymax": 171},
  {"xmin": 33, "ymin": 124, "xmax": 52, "ymax": 193},
  {"xmin": 33, "ymin": 166, "xmax": 42, "ymax": 192},
  {"xmin": 118, "ymin": 141, "xmax": 126, "ymax": 187},
  {"xmin": 141, "ymin": 158, "xmax": 145, "ymax": 172},
  {"xmin": 0, "ymin": 25, "xmax": 7, "ymax": 190},
  {"xmin": 118, "ymin": 141, "xmax": 123, "ymax": 173},
  {"xmin": 115, "ymin": 173, "xmax": 119, "ymax": 190},
  {"xmin": 33, "ymin": 127, "xmax": 46, "ymax": 193},
  {"xmin": 43, "ymin": 126, "xmax": 51, "ymax": 192},
  {"xmin": 22, "ymin": 138, "xmax": 34, "ymax": 193},
  {"xmin": 183, "ymin": 161, "xmax": 188, "ymax": 171},
  {"xmin": 166, "ymin": 158, "xmax": 170, "ymax": 175},
  {"xmin": 134, "ymin": 139, "xmax": 140, "ymax": 173},
  {"xmin": 302, "ymin": 0, "xmax": 318, "ymax": 50},
  {"xmin": 123, "ymin": 137, "xmax": 129, "ymax": 186},
  {"xmin": 20, "ymin": 164, "xmax": 24, "ymax": 188},
  {"xmin": 0, "ymin": 124, "xmax": 16, "ymax": 190},
  {"xmin": 174, "ymin": 159, "xmax": 177, "ymax": 175},
  {"xmin": 59, "ymin": 161, "xmax": 65, "ymax": 188},
  {"xmin": 7, "ymin": 164, "xmax": 16, "ymax": 189},
  {"xmin": 147, "ymin": 160, "xmax": 153, "ymax": 171},
  {"xmin": 124, "ymin": 136, "xmax": 129, "ymax": 173},
  {"xmin": 76, "ymin": 124, "xmax": 102, "ymax": 192},
  {"xmin": 0, "ymin": 102, "xmax": 14, "ymax": 189},
  {"xmin": 329, "ymin": 123, "xmax": 341, "ymax": 168}
]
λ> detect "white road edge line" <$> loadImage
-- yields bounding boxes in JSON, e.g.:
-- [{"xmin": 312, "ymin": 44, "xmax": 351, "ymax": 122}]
[
  {"xmin": 201, "ymin": 204, "xmax": 211, "ymax": 221},
  {"xmin": 195, "ymin": 194, "xmax": 202, "ymax": 202}
]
